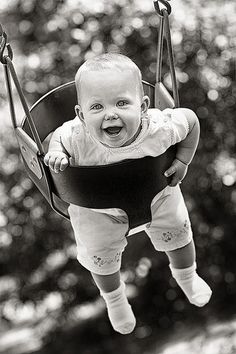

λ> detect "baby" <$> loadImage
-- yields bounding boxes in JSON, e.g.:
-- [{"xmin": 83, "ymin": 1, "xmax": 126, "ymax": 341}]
[{"xmin": 44, "ymin": 53, "xmax": 212, "ymax": 334}]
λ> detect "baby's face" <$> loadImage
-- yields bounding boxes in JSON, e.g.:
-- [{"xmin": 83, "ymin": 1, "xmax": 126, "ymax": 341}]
[{"xmin": 76, "ymin": 69, "xmax": 149, "ymax": 147}]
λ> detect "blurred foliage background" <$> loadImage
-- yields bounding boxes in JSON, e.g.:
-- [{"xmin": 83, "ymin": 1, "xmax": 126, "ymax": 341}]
[{"xmin": 0, "ymin": 0, "xmax": 236, "ymax": 353}]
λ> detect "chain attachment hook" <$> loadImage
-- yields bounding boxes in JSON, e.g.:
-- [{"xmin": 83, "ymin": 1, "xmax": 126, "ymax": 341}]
[
  {"xmin": 153, "ymin": 0, "xmax": 172, "ymax": 16},
  {"xmin": 0, "ymin": 24, "xmax": 13, "ymax": 64}
]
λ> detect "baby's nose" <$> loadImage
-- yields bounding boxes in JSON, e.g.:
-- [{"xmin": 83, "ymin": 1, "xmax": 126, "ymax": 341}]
[{"xmin": 104, "ymin": 112, "xmax": 119, "ymax": 121}]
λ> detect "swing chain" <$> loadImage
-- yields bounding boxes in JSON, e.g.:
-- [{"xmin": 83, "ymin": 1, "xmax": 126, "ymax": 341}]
[
  {"xmin": 154, "ymin": 0, "xmax": 180, "ymax": 107},
  {"xmin": 0, "ymin": 24, "xmax": 13, "ymax": 64},
  {"xmin": 153, "ymin": 0, "xmax": 172, "ymax": 17},
  {"xmin": 0, "ymin": 23, "xmax": 44, "ymax": 155}
]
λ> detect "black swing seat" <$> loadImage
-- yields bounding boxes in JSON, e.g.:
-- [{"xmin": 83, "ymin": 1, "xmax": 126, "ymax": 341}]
[{"xmin": 18, "ymin": 80, "xmax": 176, "ymax": 233}]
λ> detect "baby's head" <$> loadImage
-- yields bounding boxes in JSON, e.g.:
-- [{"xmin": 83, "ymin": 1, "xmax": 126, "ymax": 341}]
[
  {"xmin": 75, "ymin": 53, "xmax": 144, "ymax": 102},
  {"xmin": 75, "ymin": 53, "xmax": 150, "ymax": 148}
]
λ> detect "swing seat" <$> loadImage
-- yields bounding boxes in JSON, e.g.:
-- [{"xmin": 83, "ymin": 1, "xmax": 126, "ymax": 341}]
[{"xmin": 18, "ymin": 80, "xmax": 176, "ymax": 233}]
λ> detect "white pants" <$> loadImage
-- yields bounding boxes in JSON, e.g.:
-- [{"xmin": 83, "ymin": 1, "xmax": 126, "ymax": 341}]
[{"xmin": 68, "ymin": 185, "xmax": 192, "ymax": 275}]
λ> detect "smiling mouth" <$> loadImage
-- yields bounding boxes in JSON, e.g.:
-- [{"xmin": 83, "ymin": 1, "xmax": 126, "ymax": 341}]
[{"xmin": 104, "ymin": 127, "xmax": 123, "ymax": 136}]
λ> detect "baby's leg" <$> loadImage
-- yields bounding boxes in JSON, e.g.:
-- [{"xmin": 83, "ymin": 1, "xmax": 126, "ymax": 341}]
[
  {"xmin": 92, "ymin": 271, "xmax": 136, "ymax": 334},
  {"xmin": 146, "ymin": 185, "xmax": 212, "ymax": 307},
  {"xmin": 166, "ymin": 237, "xmax": 196, "ymax": 269},
  {"xmin": 166, "ymin": 240, "xmax": 212, "ymax": 307},
  {"xmin": 68, "ymin": 205, "xmax": 135, "ymax": 333}
]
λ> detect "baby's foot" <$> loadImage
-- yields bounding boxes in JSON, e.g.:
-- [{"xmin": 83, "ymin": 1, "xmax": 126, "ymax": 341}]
[
  {"xmin": 101, "ymin": 281, "xmax": 136, "ymax": 334},
  {"xmin": 170, "ymin": 263, "xmax": 212, "ymax": 307}
]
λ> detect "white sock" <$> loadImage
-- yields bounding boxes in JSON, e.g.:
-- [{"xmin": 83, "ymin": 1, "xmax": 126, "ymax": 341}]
[
  {"xmin": 100, "ymin": 281, "xmax": 136, "ymax": 334},
  {"xmin": 169, "ymin": 262, "xmax": 212, "ymax": 307}
]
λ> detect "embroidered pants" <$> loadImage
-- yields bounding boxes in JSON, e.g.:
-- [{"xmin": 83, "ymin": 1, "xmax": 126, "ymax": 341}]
[{"xmin": 68, "ymin": 185, "xmax": 192, "ymax": 275}]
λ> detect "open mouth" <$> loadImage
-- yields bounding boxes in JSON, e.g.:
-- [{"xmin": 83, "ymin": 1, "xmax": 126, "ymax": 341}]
[{"xmin": 104, "ymin": 126, "xmax": 122, "ymax": 136}]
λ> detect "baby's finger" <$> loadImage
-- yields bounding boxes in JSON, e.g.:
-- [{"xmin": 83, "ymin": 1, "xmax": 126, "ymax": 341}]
[
  {"xmin": 48, "ymin": 157, "xmax": 57, "ymax": 171},
  {"xmin": 47, "ymin": 157, "xmax": 58, "ymax": 172},
  {"xmin": 53, "ymin": 158, "xmax": 62, "ymax": 173},
  {"xmin": 44, "ymin": 153, "xmax": 50, "ymax": 166},
  {"xmin": 164, "ymin": 165, "xmax": 176, "ymax": 177},
  {"xmin": 60, "ymin": 158, "xmax": 69, "ymax": 171}
]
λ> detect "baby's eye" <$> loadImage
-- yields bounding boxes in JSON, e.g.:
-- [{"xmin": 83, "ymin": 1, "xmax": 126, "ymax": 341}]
[
  {"xmin": 91, "ymin": 104, "xmax": 103, "ymax": 110},
  {"xmin": 117, "ymin": 100, "xmax": 128, "ymax": 107}
]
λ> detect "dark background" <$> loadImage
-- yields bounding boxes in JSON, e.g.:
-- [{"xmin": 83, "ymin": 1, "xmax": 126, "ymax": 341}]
[{"xmin": 0, "ymin": 0, "xmax": 235, "ymax": 353}]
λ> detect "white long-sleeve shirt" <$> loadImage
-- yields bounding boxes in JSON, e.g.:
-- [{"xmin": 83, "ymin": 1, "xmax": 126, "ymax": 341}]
[{"xmin": 48, "ymin": 108, "xmax": 189, "ymax": 166}]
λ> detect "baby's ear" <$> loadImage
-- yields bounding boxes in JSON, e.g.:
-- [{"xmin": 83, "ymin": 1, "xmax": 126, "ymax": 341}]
[
  {"xmin": 75, "ymin": 104, "xmax": 85, "ymax": 124},
  {"xmin": 141, "ymin": 95, "xmax": 150, "ymax": 116}
]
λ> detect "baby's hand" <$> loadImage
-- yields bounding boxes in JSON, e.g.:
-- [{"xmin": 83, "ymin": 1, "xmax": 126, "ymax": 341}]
[
  {"xmin": 44, "ymin": 151, "xmax": 69, "ymax": 173},
  {"xmin": 164, "ymin": 158, "xmax": 188, "ymax": 187}
]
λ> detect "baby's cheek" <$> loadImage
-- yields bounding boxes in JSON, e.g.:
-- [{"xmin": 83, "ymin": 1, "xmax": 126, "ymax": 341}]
[{"xmin": 89, "ymin": 124, "xmax": 101, "ymax": 138}]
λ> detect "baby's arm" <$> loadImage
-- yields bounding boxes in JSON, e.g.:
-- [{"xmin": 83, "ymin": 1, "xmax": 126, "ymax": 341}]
[
  {"xmin": 44, "ymin": 127, "xmax": 70, "ymax": 173},
  {"xmin": 164, "ymin": 108, "xmax": 200, "ymax": 186}
]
